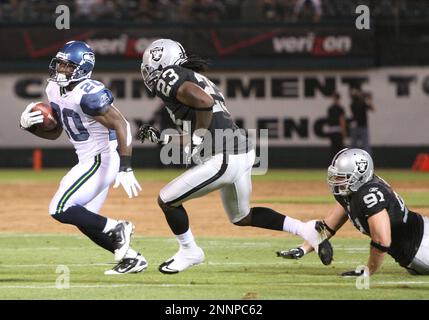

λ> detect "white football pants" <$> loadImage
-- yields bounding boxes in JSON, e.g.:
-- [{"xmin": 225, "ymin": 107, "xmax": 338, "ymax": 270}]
[
  {"xmin": 49, "ymin": 151, "xmax": 119, "ymax": 215},
  {"xmin": 159, "ymin": 149, "xmax": 256, "ymax": 223}
]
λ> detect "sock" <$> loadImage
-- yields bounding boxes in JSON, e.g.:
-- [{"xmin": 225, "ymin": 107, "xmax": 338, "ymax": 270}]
[
  {"xmin": 52, "ymin": 205, "xmax": 107, "ymax": 232},
  {"xmin": 124, "ymin": 248, "xmax": 139, "ymax": 259},
  {"xmin": 102, "ymin": 218, "xmax": 119, "ymax": 234},
  {"xmin": 299, "ymin": 246, "xmax": 308, "ymax": 254},
  {"xmin": 78, "ymin": 226, "xmax": 114, "ymax": 253},
  {"xmin": 283, "ymin": 216, "xmax": 304, "ymax": 236},
  {"xmin": 249, "ymin": 207, "xmax": 285, "ymax": 231},
  {"xmin": 176, "ymin": 229, "xmax": 198, "ymax": 249}
]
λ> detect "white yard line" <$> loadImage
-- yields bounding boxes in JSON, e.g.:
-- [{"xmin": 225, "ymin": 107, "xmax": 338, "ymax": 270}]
[
  {"xmin": 0, "ymin": 260, "xmax": 398, "ymax": 268},
  {"xmin": 2, "ymin": 281, "xmax": 429, "ymax": 290},
  {"xmin": 376, "ymin": 281, "xmax": 429, "ymax": 285},
  {"xmin": 0, "ymin": 263, "xmax": 111, "ymax": 267}
]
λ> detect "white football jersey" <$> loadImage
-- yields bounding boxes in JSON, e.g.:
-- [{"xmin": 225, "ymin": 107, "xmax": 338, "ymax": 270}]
[{"xmin": 46, "ymin": 79, "xmax": 118, "ymax": 161}]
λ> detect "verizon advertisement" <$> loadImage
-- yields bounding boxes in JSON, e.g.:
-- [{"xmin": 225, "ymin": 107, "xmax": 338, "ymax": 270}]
[
  {"xmin": 2, "ymin": 67, "xmax": 428, "ymax": 147},
  {"xmin": 0, "ymin": 26, "xmax": 371, "ymax": 60}
]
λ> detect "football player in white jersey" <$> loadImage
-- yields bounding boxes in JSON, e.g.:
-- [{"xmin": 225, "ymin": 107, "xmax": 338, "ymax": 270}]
[
  {"xmin": 19, "ymin": 41, "xmax": 146, "ymax": 275},
  {"xmin": 138, "ymin": 39, "xmax": 332, "ymax": 274}
]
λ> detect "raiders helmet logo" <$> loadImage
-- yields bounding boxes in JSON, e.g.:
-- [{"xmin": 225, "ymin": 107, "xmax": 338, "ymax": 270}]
[
  {"xmin": 150, "ymin": 47, "xmax": 164, "ymax": 62},
  {"xmin": 356, "ymin": 160, "xmax": 368, "ymax": 174}
]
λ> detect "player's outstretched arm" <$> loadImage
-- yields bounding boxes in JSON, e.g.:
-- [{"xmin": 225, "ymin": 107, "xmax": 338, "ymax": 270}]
[
  {"xmin": 94, "ymin": 105, "xmax": 142, "ymax": 198},
  {"xmin": 19, "ymin": 102, "xmax": 62, "ymax": 140},
  {"xmin": 277, "ymin": 202, "xmax": 348, "ymax": 259},
  {"xmin": 366, "ymin": 209, "xmax": 391, "ymax": 275},
  {"xmin": 341, "ymin": 209, "xmax": 391, "ymax": 277}
]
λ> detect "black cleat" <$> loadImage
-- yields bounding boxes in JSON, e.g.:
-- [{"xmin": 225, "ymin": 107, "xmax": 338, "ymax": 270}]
[{"xmin": 317, "ymin": 239, "xmax": 333, "ymax": 265}]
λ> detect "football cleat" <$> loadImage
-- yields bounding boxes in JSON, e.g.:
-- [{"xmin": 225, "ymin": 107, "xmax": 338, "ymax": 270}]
[
  {"xmin": 108, "ymin": 221, "xmax": 134, "ymax": 262},
  {"xmin": 104, "ymin": 254, "xmax": 148, "ymax": 275},
  {"xmin": 317, "ymin": 239, "xmax": 333, "ymax": 266},
  {"xmin": 300, "ymin": 220, "xmax": 334, "ymax": 265},
  {"xmin": 159, "ymin": 246, "xmax": 205, "ymax": 274},
  {"xmin": 315, "ymin": 221, "xmax": 334, "ymax": 265},
  {"xmin": 276, "ymin": 247, "xmax": 305, "ymax": 259}
]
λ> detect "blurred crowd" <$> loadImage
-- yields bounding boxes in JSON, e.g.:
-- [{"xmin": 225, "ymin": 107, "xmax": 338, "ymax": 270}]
[{"xmin": 0, "ymin": 0, "xmax": 428, "ymax": 24}]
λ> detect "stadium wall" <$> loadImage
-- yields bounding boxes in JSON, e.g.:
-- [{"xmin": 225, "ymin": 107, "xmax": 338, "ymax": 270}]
[{"xmin": 2, "ymin": 67, "xmax": 428, "ymax": 168}]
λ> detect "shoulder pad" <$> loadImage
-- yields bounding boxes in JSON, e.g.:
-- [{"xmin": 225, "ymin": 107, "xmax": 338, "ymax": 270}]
[{"xmin": 80, "ymin": 88, "xmax": 114, "ymax": 116}]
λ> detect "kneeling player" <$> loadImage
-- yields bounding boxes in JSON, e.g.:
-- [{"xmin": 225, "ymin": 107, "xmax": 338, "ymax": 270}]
[{"xmin": 278, "ymin": 148, "xmax": 429, "ymax": 276}]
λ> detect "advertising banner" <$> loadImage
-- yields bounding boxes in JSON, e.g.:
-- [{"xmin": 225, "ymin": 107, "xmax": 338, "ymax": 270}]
[
  {"xmin": 2, "ymin": 67, "xmax": 428, "ymax": 148},
  {"xmin": 0, "ymin": 25, "xmax": 373, "ymax": 61}
]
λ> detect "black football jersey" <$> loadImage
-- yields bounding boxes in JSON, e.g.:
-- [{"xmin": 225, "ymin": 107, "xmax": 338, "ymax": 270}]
[
  {"xmin": 335, "ymin": 175, "xmax": 424, "ymax": 267},
  {"xmin": 153, "ymin": 65, "xmax": 250, "ymax": 155}
]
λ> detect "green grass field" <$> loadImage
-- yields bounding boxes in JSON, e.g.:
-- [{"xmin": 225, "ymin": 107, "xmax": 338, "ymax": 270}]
[
  {"xmin": 0, "ymin": 169, "xmax": 428, "ymax": 300},
  {"xmin": 1, "ymin": 235, "xmax": 429, "ymax": 299}
]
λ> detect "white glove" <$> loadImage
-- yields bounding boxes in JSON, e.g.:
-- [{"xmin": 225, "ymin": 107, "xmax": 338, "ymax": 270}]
[
  {"xmin": 20, "ymin": 102, "xmax": 44, "ymax": 129},
  {"xmin": 185, "ymin": 134, "xmax": 204, "ymax": 165},
  {"xmin": 113, "ymin": 170, "xmax": 142, "ymax": 198}
]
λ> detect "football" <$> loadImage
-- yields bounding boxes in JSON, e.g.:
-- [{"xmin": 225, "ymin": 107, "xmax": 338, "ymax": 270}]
[{"xmin": 31, "ymin": 102, "xmax": 58, "ymax": 131}]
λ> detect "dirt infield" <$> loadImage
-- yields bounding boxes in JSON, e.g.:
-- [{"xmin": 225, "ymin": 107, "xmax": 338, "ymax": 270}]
[{"xmin": 1, "ymin": 180, "xmax": 428, "ymax": 239}]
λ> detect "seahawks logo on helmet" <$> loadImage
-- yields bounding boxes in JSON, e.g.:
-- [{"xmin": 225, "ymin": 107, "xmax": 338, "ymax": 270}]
[
  {"xmin": 150, "ymin": 47, "xmax": 163, "ymax": 62},
  {"xmin": 356, "ymin": 160, "xmax": 368, "ymax": 174},
  {"xmin": 82, "ymin": 52, "xmax": 95, "ymax": 64}
]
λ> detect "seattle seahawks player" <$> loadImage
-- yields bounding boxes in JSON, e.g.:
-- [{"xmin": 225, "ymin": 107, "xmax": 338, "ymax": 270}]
[
  {"xmin": 138, "ymin": 38, "xmax": 332, "ymax": 274},
  {"xmin": 19, "ymin": 41, "xmax": 147, "ymax": 275},
  {"xmin": 278, "ymin": 148, "xmax": 429, "ymax": 276}
]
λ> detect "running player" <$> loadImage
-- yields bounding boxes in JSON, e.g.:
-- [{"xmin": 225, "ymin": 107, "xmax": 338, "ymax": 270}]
[
  {"xmin": 138, "ymin": 39, "xmax": 331, "ymax": 274},
  {"xmin": 19, "ymin": 41, "xmax": 146, "ymax": 275}
]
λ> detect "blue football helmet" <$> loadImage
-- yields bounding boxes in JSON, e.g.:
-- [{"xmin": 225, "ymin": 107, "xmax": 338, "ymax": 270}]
[{"xmin": 48, "ymin": 41, "xmax": 95, "ymax": 87}]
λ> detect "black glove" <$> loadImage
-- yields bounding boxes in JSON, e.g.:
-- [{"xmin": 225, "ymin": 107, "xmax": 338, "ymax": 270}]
[
  {"xmin": 276, "ymin": 247, "xmax": 305, "ymax": 260},
  {"xmin": 341, "ymin": 270, "xmax": 364, "ymax": 277},
  {"xmin": 137, "ymin": 124, "xmax": 161, "ymax": 144}
]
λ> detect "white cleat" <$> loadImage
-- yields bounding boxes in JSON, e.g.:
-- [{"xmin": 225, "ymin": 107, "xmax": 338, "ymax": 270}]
[
  {"xmin": 108, "ymin": 221, "xmax": 135, "ymax": 262},
  {"xmin": 105, "ymin": 254, "xmax": 148, "ymax": 275},
  {"xmin": 159, "ymin": 246, "xmax": 205, "ymax": 274}
]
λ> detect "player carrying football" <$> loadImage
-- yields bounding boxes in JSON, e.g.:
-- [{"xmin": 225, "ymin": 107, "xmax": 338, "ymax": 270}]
[{"xmin": 19, "ymin": 41, "xmax": 146, "ymax": 275}]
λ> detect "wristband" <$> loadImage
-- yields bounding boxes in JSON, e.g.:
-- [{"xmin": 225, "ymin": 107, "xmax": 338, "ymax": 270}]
[
  {"xmin": 119, "ymin": 155, "xmax": 132, "ymax": 171},
  {"xmin": 321, "ymin": 220, "xmax": 336, "ymax": 236},
  {"xmin": 193, "ymin": 106, "xmax": 213, "ymax": 111}
]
